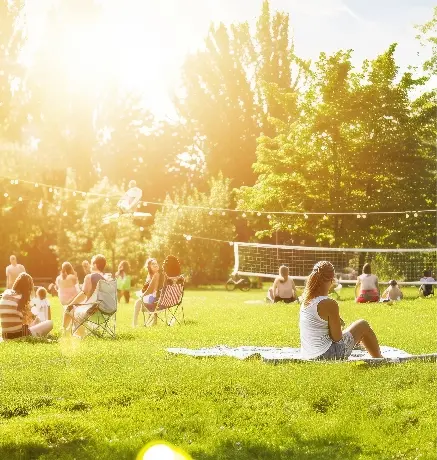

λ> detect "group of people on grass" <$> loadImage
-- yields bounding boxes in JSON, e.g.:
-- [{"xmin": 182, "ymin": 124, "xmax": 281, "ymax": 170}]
[
  {"xmin": 0, "ymin": 253, "xmax": 162, "ymax": 341},
  {"xmin": 266, "ymin": 263, "xmax": 435, "ymax": 304},
  {"xmin": 0, "ymin": 254, "xmax": 435, "ymax": 362}
]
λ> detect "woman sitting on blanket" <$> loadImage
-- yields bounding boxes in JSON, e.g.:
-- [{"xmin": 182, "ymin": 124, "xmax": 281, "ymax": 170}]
[
  {"xmin": 266, "ymin": 265, "xmax": 297, "ymax": 304},
  {"xmin": 355, "ymin": 263, "xmax": 380, "ymax": 303},
  {"xmin": 132, "ymin": 258, "xmax": 160, "ymax": 327},
  {"xmin": 299, "ymin": 261, "xmax": 383, "ymax": 360}
]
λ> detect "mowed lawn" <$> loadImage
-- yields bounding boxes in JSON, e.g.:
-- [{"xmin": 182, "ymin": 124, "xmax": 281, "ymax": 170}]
[{"xmin": 0, "ymin": 287, "xmax": 436, "ymax": 460}]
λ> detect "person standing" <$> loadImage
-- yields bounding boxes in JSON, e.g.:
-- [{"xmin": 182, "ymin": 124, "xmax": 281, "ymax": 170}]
[
  {"xmin": 116, "ymin": 260, "xmax": 132, "ymax": 303},
  {"xmin": 6, "ymin": 255, "xmax": 26, "ymax": 289}
]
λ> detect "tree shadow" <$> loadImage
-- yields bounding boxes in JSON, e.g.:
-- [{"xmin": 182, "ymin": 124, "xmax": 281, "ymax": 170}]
[{"xmin": 191, "ymin": 432, "xmax": 379, "ymax": 460}]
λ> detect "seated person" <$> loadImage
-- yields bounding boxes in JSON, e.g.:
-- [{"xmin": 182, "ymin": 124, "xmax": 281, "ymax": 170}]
[
  {"xmin": 328, "ymin": 278, "xmax": 342, "ymax": 299},
  {"xmin": 266, "ymin": 265, "xmax": 297, "ymax": 303},
  {"xmin": 62, "ymin": 254, "xmax": 107, "ymax": 337},
  {"xmin": 30, "ymin": 287, "xmax": 51, "ymax": 325},
  {"xmin": 355, "ymin": 263, "xmax": 380, "ymax": 303},
  {"xmin": 133, "ymin": 258, "xmax": 161, "ymax": 327},
  {"xmin": 0, "ymin": 273, "xmax": 53, "ymax": 340},
  {"xmin": 300, "ymin": 261, "xmax": 383, "ymax": 360},
  {"xmin": 381, "ymin": 280, "xmax": 403, "ymax": 301},
  {"xmin": 419, "ymin": 270, "xmax": 435, "ymax": 297}
]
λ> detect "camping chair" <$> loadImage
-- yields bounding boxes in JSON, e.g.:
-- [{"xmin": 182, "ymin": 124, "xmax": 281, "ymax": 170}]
[
  {"xmin": 142, "ymin": 255, "xmax": 185, "ymax": 326},
  {"xmin": 71, "ymin": 279, "xmax": 118, "ymax": 338}
]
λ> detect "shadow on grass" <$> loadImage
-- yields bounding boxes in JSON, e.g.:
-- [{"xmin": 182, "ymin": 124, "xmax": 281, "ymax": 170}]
[{"xmin": 192, "ymin": 433, "xmax": 369, "ymax": 460}]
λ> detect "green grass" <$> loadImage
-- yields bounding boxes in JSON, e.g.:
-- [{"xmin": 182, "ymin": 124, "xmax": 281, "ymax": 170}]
[{"xmin": 0, "ymin": 287, "xmax": 436, "ymax": 460}]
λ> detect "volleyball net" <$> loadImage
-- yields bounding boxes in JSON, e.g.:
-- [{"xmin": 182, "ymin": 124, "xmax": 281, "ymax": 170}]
[{"xmin": 232, "ymin": 242, "xmax": 437, "ymax": 285}]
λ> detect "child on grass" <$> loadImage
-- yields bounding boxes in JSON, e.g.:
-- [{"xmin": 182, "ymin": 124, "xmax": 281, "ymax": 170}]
[
  {"xmin": 381, "ymin": 280, "xmax": 403, "ymax": 302},
  {"xmin": 31, "ymin": 287, "xmax": 51, "ymax": 326}
]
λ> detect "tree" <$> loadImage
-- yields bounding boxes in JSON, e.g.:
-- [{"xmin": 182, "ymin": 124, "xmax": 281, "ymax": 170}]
[
  {"xmin": 145, "ymin": 174, "xmax": 235, "ymax": 284},
  {"xmin": 54, "ymin": 177, "xmax": 146, "ymax": 276},
  {"xmin": 176, "ymin": 0, "xmax": 306, "ymax": 188},
  {"xmin": 237, "ymin": 45, "xmax": 436, "ymax": 249},
  {"xmin": 416, "ymin": 6, "xmax": 437, "ymax": 75}
]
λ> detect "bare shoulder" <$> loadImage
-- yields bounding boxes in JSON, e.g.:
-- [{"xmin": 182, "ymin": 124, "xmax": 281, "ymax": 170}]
[{"xmin": 318, "ymin": 298, "xmax": 339, "ymax": 314}]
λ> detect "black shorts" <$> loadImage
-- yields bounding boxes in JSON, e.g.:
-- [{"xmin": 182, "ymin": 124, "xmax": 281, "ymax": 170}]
[{"xmin": 274, "ymin": 296, "xmax": 295, "ymax": 304}]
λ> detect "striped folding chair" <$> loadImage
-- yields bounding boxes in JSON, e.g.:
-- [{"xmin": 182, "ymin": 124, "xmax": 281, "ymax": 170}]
[{"xmin": 142, "ymin": 255, "xmax": 185, "ymax": 326}]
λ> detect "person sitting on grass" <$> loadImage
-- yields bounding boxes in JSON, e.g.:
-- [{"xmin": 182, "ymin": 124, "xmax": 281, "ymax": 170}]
[
  {"xmin": 299, "ymin": 261, "xmax": 383, "ymax": 360},
  {"xmin": 266, "ymin": 265, "xmax": 297, "ymax": 304},
  {"xmin": 133, "ymin": 258, "xmax": 161, "ymax": 327},
  {"xmin": 355, "ymin": 263, "xmax": 380, "ymax": 303},
  {"xmin": 62, "ymin": 254, "xmax": 106, "ymax": 337},
  {"xmin": 381, "ymin": 280, "xmax": 403, "ymax": 301},
  {"xmin": 0, "ymin": 273, "xmax": 53, "ymax": 340},
  {"xmin": 30, "ymin": 287, "xmax": 51, "ymax": 326},
  {"xmin": 419, "ymin": 270, "xmax": 435, "ymax": 298}
]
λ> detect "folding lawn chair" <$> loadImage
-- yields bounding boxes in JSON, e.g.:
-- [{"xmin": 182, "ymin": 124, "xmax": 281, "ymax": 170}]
[
  {"xmin": 142, "ymin": 255, "xmax": 185, "ymax": 326},
  {"xmin": 72, "ymin": 278, "xmax": 118, "ymax": 338}
]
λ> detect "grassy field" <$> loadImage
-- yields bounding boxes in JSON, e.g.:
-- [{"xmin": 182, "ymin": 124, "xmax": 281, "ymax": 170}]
[{"xmin": 0, "ymin": 287, "xmax": 435, "ymax": 460}]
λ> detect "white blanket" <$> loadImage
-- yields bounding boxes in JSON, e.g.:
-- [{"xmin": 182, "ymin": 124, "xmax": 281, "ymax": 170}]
[{"xmin": 166, "ymin": 345, "xmax": 436, "ymax": 364}]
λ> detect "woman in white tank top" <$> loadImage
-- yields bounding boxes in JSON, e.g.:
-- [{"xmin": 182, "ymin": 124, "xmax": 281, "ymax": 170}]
[
  {"xmin": 266, "ymin": 266, "xmax": 297, "ymax": 303},
  {"xmin": 299, "ymin": 261, "xmax": 383, "ymax": 360},
  {"xmin": 355, "ymin": 263, "xmax": 380, "ymax": 303}
]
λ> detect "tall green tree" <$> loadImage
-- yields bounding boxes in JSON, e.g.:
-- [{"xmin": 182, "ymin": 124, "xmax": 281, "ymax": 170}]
[
  {"xmin": 416, "ymin": 6, "xmax": 437, "ymax": 75},
  {"xmin": 145, "ymin": 174, "xmax": 235, "ymax": 284},
  {"xmin": 176, "ymin": 0, "xmax": 306, "ymax": 187},
  {"xmin": 237, "ymin": 45, "xmax": 436, "ymax": 248}
]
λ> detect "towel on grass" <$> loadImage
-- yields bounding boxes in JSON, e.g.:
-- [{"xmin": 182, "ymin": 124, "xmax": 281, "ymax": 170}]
[{"xmin": 166, "ymin": 345, "xmax": 437, "ymax": 364}]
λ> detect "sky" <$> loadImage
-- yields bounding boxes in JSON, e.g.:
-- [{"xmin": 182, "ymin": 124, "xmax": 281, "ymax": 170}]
[{"xmin": 25, "ymin": 0, "xmax": 435, "ymax": 118}]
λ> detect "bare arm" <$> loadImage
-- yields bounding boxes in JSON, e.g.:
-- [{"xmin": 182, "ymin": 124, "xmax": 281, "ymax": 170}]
[
  {"xmin": 326, "ymin": 300, "xmax": 343, "ymax": 342},
  {"xmin": 6, "ymin": 267, "xmax": 10, "ymax": 289},
  {"xmin": 355, "ymin": 280, "xmax": 360, "ymax": 297},
  {"xmin": 144, "ymin": 272, "xmax": 160, "ymax": 296}
]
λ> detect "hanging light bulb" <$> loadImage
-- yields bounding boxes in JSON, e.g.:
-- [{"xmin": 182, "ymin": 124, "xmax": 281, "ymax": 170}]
[
  {"xmin": 229, "ymin": 241, "xmax": 234, "ymax": 246},
  {"xmin": 34, "ymin": 183, "xmax": 39, "ymax": 187},
  {"xmin": 139, "ymin": 226, "xmax": 144, "ymax": 232},
  {"xmin": 222, "ymin": 211, "xmax": 226, "ymax": 216},
  {"xmin": 63, "ymin": 211, "xmax": 68, "ymax": 217},
  {"xmin": 14, "ymin": 180, "xmax": 18, "ymax": 184},
  {"xmin": 357, "ymin": 214, "xmax": 361, "ymax": 219},
  {"xmin": 405, "ymin": 213, "xmax": 409, "ymax": 219},
  {"xmin": 4, "ymin": 193, "xmax": 8, "ymax": 198},
  {"xmin": 323, "ymin": 214, "xmax": 328, "ymax": 220},
  {"xmin": 304, "ymin": 213, "xmax": 308, "ymax": 219},
  {"xmin": 414, "ymin": 212, "xmax": 418, "ymax": 218},
  {"xmin": 18, "ymin": 197, "xmax": 23, "ymax": 202},
  {"xmin": 49, "ymin": 187, "xmax": 53, "ymax": 193},
  {"xmin": 185, "ymin": 235, "xmax": 192, "ymax": 241},
  {"xmin": 242, "ymin": 212, "xmax": 247, "ymax": 218},
  {"xmin": 55, "ymin": 205, "xmax": 61, "ymax": 211},
  {"xmin": 38, "ymin": 201, "xmax": 43, "ymax": 210},
  {"xmin": 267, "ymin": 214, "xmax": 272, "ymax": 219},
  {"xmin": 209, "ymin": 210, "xmax": 213, "ymax": 216},
  {"xmin": 257, "ymin": 212, "xmax": 261, "ymax": 217},
  {"xmin": 143, "ymin": 202, "xmax": 148, "ymax": 207},
  {"xmin": 362, "ymin": 214, "xmax": 367, "ymax": 219},
  {"xmin": 10, "ymin": 179, "xmax": 14, "ymax": 184}
]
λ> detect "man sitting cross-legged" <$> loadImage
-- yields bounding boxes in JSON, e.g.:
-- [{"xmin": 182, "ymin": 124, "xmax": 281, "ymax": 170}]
[{"xmin": 62, "ymin": 254, "xmax": 107, "ymax": 337}]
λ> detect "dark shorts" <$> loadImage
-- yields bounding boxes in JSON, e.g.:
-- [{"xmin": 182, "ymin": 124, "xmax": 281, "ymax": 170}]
[
  {"xmin": 2, "ymin": 325, "xmax": 31, "ymax": 340},
  {"xmin": 315, "ymin": 332, "xmax": 355, "ymax": 361},
  {"xmin": 274, "ymin": 296, "xmax": 296, "ymax": 304}
]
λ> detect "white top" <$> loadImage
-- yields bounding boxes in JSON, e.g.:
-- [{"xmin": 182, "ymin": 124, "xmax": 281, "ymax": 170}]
[
  {"xmin": 31, "ymin": 298, "xmax": 50, "ymax": 322},
  {"xmin": 276, "ymin": 278, "xmax": 295, "ymax": 298},
  {"xmin": 420, "ymin": 276, "xmax": 435, "ymax": 283},
  {"xmin": 299, "ymin": 296, "xmax": 333, "ymax": 359},
  {"xmin": 358, "ymin": 274, "xmax": 378, "ymax": 290}
]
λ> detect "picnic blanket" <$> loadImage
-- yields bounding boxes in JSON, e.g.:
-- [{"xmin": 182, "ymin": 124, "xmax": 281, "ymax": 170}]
[{"xmin": 166, "ymin": 345, "xmax": 437, "ymax": 364}]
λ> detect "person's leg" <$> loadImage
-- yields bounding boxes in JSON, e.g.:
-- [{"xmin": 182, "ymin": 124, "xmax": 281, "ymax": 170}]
[
  {"xmin": 344, "ymin": 320, "xmax": 383, "ymax": 358},
  {"xmin": 133, "ymin": 299, "xmax": 142, "ymax": 327},
  {"xmin": 29, "ymin": 320, "xmax": 53, "ymax": 337},
  {"xmin": 117, "ymin": 290, "xmax": 123, "ymax": 302},
  {"xmin": 124, "ymin": 290, "xmax": 130, "ymax": 304},
  {"xmin": 63, "ymin": 306, "xmax": 74, "ymax": 330},
  {"xmin": 266, "ymin": 288, "xmax": 274, "ymax": 303}
]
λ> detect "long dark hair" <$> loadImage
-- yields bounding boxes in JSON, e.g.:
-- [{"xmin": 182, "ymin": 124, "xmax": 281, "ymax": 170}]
[
  {"xmin": 116, "ymin": 260, "xmax": 130, "ymax": 277},
  {"xmin": 12, "ymin": 272, "xmax": 34, "ymax": 322},
  {"xmin": 61, "ymin": 262, "xmax": 76, "ymax": 280},
  {"xmin": 145, "ymin": 258, "xmax": 158, "ymax": 280}
]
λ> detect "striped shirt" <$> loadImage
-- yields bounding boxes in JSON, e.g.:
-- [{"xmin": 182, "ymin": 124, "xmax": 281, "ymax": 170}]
[{"xmin": 0, "ymin": 290, "xmax": 24, "ymax": 335}]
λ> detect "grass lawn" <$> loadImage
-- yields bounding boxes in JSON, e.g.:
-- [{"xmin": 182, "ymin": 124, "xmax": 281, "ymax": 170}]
[{"xmin": 0, "ymin": 287, "xmax": 436, "ymax": 460}]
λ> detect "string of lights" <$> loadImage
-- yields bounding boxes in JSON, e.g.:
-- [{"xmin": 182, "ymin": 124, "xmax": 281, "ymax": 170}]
[{"xmin": 1, "ymin": 175, "xmax": 436, "ymax": 219}]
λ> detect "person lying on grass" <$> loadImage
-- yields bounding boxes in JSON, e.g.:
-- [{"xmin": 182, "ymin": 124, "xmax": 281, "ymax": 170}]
[
  {"xmin": 0, "ymin": 272, "xmax": 53, "ymax": 340},
  {"xmin": 299, "ymin": 261, "xmax": 383, "ymax": 360}
]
